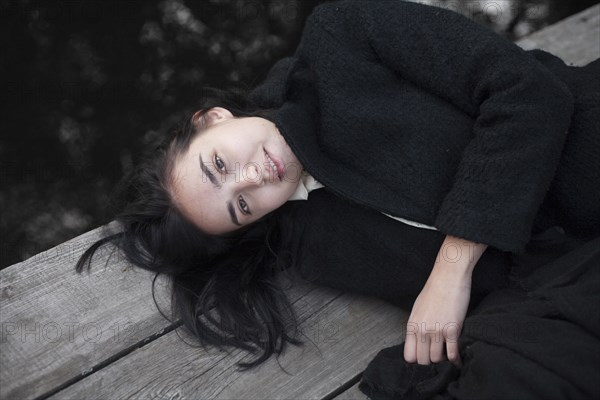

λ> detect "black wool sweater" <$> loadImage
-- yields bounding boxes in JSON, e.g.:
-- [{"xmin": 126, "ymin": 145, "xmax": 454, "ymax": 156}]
[{"xmin": 249, "ymin": 0, "xmax": 575, "ymax": 253}]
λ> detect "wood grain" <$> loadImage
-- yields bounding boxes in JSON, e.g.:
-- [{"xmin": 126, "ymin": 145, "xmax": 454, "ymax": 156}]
[
  {"xmin": 49, "ymin": 284, "xmax": 408, "ymax": 400},
  {"xmin": 0, "ymin": 223, "xmax": 175, "ymax": 399}
]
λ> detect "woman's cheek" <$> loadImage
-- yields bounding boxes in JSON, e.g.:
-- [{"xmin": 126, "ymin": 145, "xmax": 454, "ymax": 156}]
[{"xmin": 269, "ymin": 188, "xmax": 289, "ymax": 212}]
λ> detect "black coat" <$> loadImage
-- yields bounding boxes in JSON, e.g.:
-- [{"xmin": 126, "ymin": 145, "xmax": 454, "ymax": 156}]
[{"xmin": 250, "ymin": 0, "xmax": 599, "ymax": 253}]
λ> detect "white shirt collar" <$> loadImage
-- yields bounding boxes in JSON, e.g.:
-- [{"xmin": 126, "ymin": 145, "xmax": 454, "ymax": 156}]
[{"xmin": 288, "ymin": 171, "xmax": 324, "ymax": 201}]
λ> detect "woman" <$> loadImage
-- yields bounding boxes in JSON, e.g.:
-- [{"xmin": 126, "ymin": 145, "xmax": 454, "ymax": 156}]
[{"xmin": 77, "ymin": 0, "xmax": 599, "ymax": 383}]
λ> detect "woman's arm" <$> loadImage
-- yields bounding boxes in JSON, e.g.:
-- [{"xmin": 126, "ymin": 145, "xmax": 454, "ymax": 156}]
[{"xmin": 404, "ymin": 235, "xmax": 488, "ymax": 365}]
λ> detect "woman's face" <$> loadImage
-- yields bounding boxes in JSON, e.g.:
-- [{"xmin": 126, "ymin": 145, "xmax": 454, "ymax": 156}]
[{"xmin": 171, "ymin": 107, "xmax": 303, "ymax": 234}]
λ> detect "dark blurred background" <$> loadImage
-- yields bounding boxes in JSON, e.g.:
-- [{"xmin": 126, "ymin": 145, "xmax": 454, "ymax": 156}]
[{"xmin": 1, "ymin": 0, "xmax": 598, "ymax": 269}]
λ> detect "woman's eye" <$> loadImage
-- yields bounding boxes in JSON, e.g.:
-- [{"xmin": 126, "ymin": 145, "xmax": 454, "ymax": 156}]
[
  {"xmin": 238, "ymin": 196, "xmax": 250, "ymax": 215},
  {"xmin": 214, "ymin": 155, "xmax": 226, "ymax": 172}
]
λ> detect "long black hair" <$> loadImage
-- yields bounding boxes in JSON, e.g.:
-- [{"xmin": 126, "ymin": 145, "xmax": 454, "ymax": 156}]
[{"xmin": 76, "ymin": 88, "xmax": 306, "ymax": 369}]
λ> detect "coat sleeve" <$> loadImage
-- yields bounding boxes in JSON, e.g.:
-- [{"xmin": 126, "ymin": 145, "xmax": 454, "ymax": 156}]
[{"xmin": 311, "ymin": 0, "xmax": 574, "ymax": 252}]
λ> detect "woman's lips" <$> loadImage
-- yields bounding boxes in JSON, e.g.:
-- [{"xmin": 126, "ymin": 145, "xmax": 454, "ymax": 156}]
[
  {"xmin": 264, "ymin": 149, "xmax": 283, "ymax": 181},
  {"xmin": 271, "ymin": 154, "xmax": 285, "ymax": 180}
]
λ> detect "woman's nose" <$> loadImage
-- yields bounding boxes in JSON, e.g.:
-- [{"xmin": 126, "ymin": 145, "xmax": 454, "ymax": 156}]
[{"xmin": 235, "ymin": 163, "xmax": 263, "ymax": 188}]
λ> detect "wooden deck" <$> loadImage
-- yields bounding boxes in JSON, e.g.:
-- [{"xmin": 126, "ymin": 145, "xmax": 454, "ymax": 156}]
[{"xmin": 2, "ymin": 5, "xmax": 599, "ymax": 399}]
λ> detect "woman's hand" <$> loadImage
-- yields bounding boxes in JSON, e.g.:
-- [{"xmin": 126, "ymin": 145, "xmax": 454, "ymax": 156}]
[
  {"xmin": 403, "ymin": 235, "xmax": 488, "ymax": 366},
  {"xmin": 403, "ymin": 264, "xmax": 471, "ymax": 366}
]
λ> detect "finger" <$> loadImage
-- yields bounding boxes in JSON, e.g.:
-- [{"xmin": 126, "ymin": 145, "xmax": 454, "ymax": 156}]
[
  {"xmin": 404, "ymin": 323, "xmax": 418, "ymax": 363},
  {"xmin": 416, "ymin": 333, "xmax": 431, "ymax": 365},
  {"xmin": 446, "ymin": 340, "xmax": 462, "ymax": 367},
  {"xmin": 429, "ymin": 334, "xmax": 445, "ymax": 363},
  {"xmin": 444, "ymin": 322, "xmax": 463, "ymax": 367}
]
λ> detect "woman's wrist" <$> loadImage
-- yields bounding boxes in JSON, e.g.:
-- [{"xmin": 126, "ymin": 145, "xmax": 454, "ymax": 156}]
[
  {"xmin": 431, "ymin": 257, "xmax": 475, "ymax": 283},
  {"xmin": 433, "ymin": 235, "xmax": 488, "ymax": 277}
]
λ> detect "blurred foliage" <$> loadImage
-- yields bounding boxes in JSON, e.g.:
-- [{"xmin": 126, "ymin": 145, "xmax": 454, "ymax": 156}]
[{"xmin": 1, "ymin": 0, "xmax": 598, "ymax": 269}]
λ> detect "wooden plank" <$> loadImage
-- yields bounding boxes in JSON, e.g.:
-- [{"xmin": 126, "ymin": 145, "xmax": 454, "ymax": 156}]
[
  {"xmin": 0, "ymin": 223, "xmax": 176, "ymax": 400},
  {"xmin": 517, "ymin": 4, "xmax": 600, "ymax": 66},
  {"xmin": 334, "ymin": 382, "xmax": 369, "ymax": 400},
  {"xmin": 211, "ymin": 295, "xmax": 407, "ymax": 400},
  {"xmin": 45, "ymin": 281, "xmax": 338, "ymax": 399},
  {"xmin": 48, "ymin": 285, "xmax": 409, "ymax": 399}
]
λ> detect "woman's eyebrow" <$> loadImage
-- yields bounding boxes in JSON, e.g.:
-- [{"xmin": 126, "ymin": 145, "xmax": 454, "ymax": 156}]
[
  {"xmin": 199, "ymin": 154, "xmax": 241, "ymax": 227},
  {"xmin": 226, "ymin": 201, "xmax": 242, "ymax": 226},
  {"xmin": 199, "ymin": 154, "xmax": 222, "ymax": 189}
]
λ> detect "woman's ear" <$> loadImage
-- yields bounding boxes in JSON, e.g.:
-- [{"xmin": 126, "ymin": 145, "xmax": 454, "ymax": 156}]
[{"xmin": 192, "ymin": 107, "xmax": 234, "ymax": 129}]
